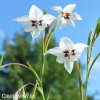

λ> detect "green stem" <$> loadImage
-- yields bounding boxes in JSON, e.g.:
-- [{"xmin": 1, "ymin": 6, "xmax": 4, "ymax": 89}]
[
  {"xmin": 41, "ymin": 33, "xmax": 45, "ymax": 81},
  {"xmin": 42, "ymin": 92, "xmax": 45, "ymax": 100},
  {"xmin": 85, "ymin": 54, "xmax": 90, "ymax": 100},
  {"xmin": 45, "ymin": 22, "xmax": 58, "ymax": 52},
  {"xmin": 85, "ymin": 54, "xmax": 89, "ymax": 100},
  {"xmin": 85, "ymin": 72, "xmax": 89, "ymax": 100},
  {"xmin": 85, "ymin": 52, "xmax": 100, "ymax": 100},
  {"xmin": 76, "ymin": 62, "xmax": 84, "ymax": 100},
  {"xmin": 41, "ymin": 33, "xmax": 45, "ymax": 100}
]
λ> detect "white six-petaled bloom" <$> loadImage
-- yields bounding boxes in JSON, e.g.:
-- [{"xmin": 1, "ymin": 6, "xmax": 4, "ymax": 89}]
[
  {"xmin": 15, "ymin": 5, "xmax": 56, "ymax": 40},
  {"xmin": 51, "ymin": 4, "xmax": 82, "ymax": 28},
  {"xmin": 44, "ymin": 37, "xmax": 87, "ymax": 74}
]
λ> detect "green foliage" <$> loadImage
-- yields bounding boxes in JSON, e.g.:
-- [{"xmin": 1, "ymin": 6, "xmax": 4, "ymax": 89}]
[
  {"xmin": 92, "ymin": 18, "xmax": 100, "ymax": 46},
  {"xmin": 0, "ymin": 54, "xmax": 4, "ymax": 67},
  {"xmin": 0, "ymin": 32, "xmax": 93, "ymax": 100},
  {"xmin": 85, "ymin": 18, "xmax": 100, "ymax": 100}
]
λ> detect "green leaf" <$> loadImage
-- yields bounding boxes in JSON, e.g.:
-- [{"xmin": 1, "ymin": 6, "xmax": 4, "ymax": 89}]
[
  {"xmin": 0, "ymin": 54, "xmax": 4, "ymax": 67},
  {"xmin": 38, "ymin": 86, "xmax": 45, "ymax": 100},
  {"xmin": 88, "ymin": 52, "xmax": 100, "ymax": 78},
  {"xmin": 92, "ymin": 18, "xmax": 100, "ymax": 46},
  {"xmin": 31, "ymin": 80, "xmax": 38, "ymax": 100},
  {"xmin": 87, "ymin": 29, "xmax": 93, "ymax": 46},
  {"xmin": 95, "ymin": 18, "xmax": 100, "ymax": 38},
  {"xmin": 44, "ymin": 9, "xmax": 47, "ymax": 14},
  {"xmin": 22, "ymin": 88, "xmax": 26, "ymax": 99},
  {"xmin": 14, "ymin": 83, "xmax": 34, "ymax": 100},
  {"xmin": 45, "ymin": 22, "xmax": 58, "ymax": 51},
  {"xmin": 47, "ymin": 88, "xmax": 51, "ymax": 100},
  {"xmin": 45, "ymin": 25, "xmax": 50, "ymax": 37},
  {"xmin": 87, "ymin": 30, "xmax": 93, "ymax": 64},
  {"xmin": 27, "ymin": 62, "xmax": 42, "ymax": 87},
  {"xmin": 19, "ymin": 80, "xmax": 26, "ymax": 99}
]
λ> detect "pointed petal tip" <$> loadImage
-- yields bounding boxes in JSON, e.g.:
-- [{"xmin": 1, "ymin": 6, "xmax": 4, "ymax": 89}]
[
  {"xmin": 51, "ymin": 6, "xmax": 62, "ymax": 14},
  {"xmin": 13, "ymin": 16, "xmax": 30, "ymax": 22},
  {"xmin": 63, "ymin": 3, "xmax": 76, "ymax": 13},
  {"xmin": 74, "ymin": 13, "xmax": 82, "ymax": 20},
  {"xmin": 64, "ymin": 63, "xmax": 73, "ymax": 74},
  {"xmin": 31, "ymin": 5, "xmax": 37, "ymax": 7},
  {"xmin": 73, "ymin": 4, "xmax": 76, "ymax": 7},
  {"xmin": 51, "ymin": 6, "xmax": 56, "ymax": 9},
  {"xmin": 60, "ymin": 37, "xmax": 71, "ymax": 42},
  {"xmin": 68, "ymin": 70, "xmax": 72, "ymax": 74},
  {"xmin": 13, "ymin": 17, "xmax": 19, "ymax": 22},
  {"xmin": 72, "ymin": 24, "xmax": 75, "ymax": 27},
  {"xmin": 69, "ymin": 4, "xmax": 76, "ymax": 8},
  {"xmin": 29, "ymin": 5, "xmax": 43, "ymax": 20},
  {"xmin": 42, "ymin": 14, "xmax": 56, "ymax": 25}
]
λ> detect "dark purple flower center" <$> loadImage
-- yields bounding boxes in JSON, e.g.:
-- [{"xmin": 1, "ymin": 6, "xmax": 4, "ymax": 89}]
[
  {"xmin": 62, "ymin": 12, "xmax": 71, "ymax": 19},
  {"xmin": 64, "ymin": 49, "xmax": 75, "ymax": 57},
  {"xmin": 31, "ymin": 20, "xmax": 43, "ymax": 27}
]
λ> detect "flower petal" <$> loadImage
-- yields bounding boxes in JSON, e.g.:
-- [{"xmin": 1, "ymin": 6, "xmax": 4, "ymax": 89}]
[
  {"xmin": 74, "ymin": 43, "xmax": 88, "ymax": 53},
  {"xmin": 68, "ymin": 19, "xmax": 75, "ymax": 27},
  {"xmin": 29, "ymin": 5, "xmax": 43, "ymax": 20},
  {"xmin": 59, "ymin": 37, "xmax": 74, "ymax": 51},
  {"xmin": 72, "ymin": 13, "xmax": 82, "ymax": 20},
  {"xmin": 63, "ymin": 4, "xmax": 76, "ymax": 13},
  {"xmin": 64, "ymin": 58, "xmax": 74, "ymax": 74},
  {"xmin": 31, "ymin": 29, "xmax": 41, "ymax": 40},
  {"xmin": 42, "ymin": 14, "xmax": 56, "ymax": 25},
  {"xmin": 70, "ymin": 53, "xmax": 81, "ymax": 61},
  {"xmin": 56, "ymin": 53, "xmax": 65, "ymax": 64},
  {"xmin": 60, "ymin": 18, "xmax": 67, "ymax": 29},
  {"xmin": 24, "ymin": 26, "xmax": 34, "ymax": 32},
  {"xmin": 38, "ymin": 23, "xmax": 47, "ymax": 31},
  {"xmin": 14, "ymin": 16, "xmax": 30, "ymax": 24},
  {"xmin": 51, "ymin": 6, "xmax": 62, "ymax": 14},
  {"xmin": 44, "ymin": 47, "xmax": 62, "ymax": 56}
]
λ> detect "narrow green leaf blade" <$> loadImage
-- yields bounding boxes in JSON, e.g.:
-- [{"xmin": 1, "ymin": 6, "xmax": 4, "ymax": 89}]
[
  {"xmin": 44, "ymin": 9, "xmax": 47, "ymax": 14},
  {"xmin": 88, "ymin": 52, "xmax": 100, "ymax": 77},
  {"xmin": 92, "ymin": 18, "xmax": 100, "ymax": 46},
  {"xmin": 95, "ymin": 18, "xmax": 100, "ymax": 38},
  {"xmin": 47, "ymin": 88, "xmax": 51, "ymax": 100},
  {"xmin": 22, "ymin": 88, "xmax": 26, "ymax": 99},
  {"xmin": 87, "ymin": 30, "xmax": 93, "ymax": 64},
  {"xmin": 0, "ymin": 54, "xmax": 4, "ymax": 67},
  {"xmin": 45, "ymin": 22, "xmax": 58, "ymax": 51},
  {"xmin": 31, "ymin": 80, "xmax": 38, "ymax": 100},
  {"xmin": 87, "ymin": 29, "xmax": 93, "ymax": 46},
  {"xmin": 27, "ymin": 62, "xmax": 42, "ymax": 87}
]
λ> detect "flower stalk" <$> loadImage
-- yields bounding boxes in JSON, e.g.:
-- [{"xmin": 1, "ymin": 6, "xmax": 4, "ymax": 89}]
[
  {"xmin": 76, "ymin": 62, "xmax": 84, "ymax": 100},
  {"xmin": 41, "ymin": 32, "xmax": 45, "ymax": 81}
]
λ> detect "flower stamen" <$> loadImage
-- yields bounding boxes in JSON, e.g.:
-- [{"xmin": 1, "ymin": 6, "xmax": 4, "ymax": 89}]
[
  {"xmin": 71, "ymin": 49, "xmax": 75, "ymax": 55},
  {"xmin": 64, "ymin": 50, "xmax": 70, "ymax": 57},
  {"xmin": 64, "ymin": 49, "xmax": 75, "ymax": 58},
  {"xmin": 62, "ymin": 12, "xmax": 71, "ymax": 19},
  {"xmin": 38, "ymin": 20, "xmax": 43, "ymax": 26},
  {"xmin": 31, "ymin": 20, "xmax": 43, "ymax": 27}
]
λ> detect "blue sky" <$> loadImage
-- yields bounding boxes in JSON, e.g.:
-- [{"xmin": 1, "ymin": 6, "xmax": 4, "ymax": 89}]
[{"xmin": 0, "ymin": 0, "xmax": 100, "ymax": 99}]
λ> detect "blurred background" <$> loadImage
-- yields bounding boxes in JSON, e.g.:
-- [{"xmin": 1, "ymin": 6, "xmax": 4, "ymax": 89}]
[{"xmin": 0, "ymin": 0, "xmax": 100, "ymax": 100}]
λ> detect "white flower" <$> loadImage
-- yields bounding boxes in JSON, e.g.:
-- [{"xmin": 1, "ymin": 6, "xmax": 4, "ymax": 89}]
[
  {"xmin": 51, "ymin": 4, "xmax": 82, "ymax": 28},
  {"xmin": 15, "ymin": 5, "xmax": 55, "ymax": 40},
  {"xmin": 44, "ymin": 37, "xmax": 87, "ymax": 74}
]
